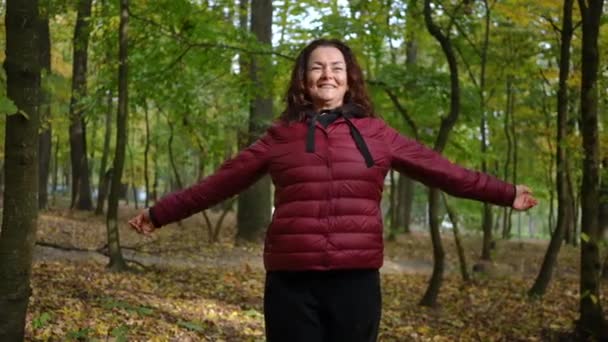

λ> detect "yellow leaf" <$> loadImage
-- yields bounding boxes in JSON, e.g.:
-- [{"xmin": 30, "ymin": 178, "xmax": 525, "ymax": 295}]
[{"xmin": 417, "ymin": 325, "xmax": 430, "ymax": 334}]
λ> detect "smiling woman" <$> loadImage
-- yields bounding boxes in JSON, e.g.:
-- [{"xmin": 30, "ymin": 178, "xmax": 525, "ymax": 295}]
[
  {"xmin": 306, "ymin": 46, "xmax": 349, "ymax": 110},
  {"xmin": 128, "ymin": 38, "xmax": 538, "ymax": 342}
]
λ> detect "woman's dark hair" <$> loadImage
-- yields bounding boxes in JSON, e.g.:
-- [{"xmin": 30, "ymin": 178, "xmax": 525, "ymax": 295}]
[{"xmin": 280, "ymin": 38, "xmax": 375, "ymax": 122}]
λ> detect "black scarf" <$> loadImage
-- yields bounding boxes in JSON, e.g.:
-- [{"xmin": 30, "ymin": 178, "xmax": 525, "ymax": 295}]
[{"xmin": 305, "ymin": 103, "xmax": 375, "ymax": 168}]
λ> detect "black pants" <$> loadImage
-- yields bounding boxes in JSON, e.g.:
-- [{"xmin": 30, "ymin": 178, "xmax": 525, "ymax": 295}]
[{"xmin": 264, "ymin": 269, "xmax": 381, "ymax": 342}]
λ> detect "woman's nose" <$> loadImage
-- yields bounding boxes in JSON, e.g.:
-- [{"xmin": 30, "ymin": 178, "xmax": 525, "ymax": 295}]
[{"xmin": 320, "ymin": 66, "xmax": 333, "ymax": 78}]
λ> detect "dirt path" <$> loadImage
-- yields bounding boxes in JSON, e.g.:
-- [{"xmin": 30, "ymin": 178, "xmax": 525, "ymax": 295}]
[{"xmin": 34, "ymin": 245, "xmax": 435, "ymax": 275}]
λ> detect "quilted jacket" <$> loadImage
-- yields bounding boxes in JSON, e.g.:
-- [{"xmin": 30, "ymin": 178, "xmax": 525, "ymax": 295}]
[{"xmin": 149, "ymin": 112, "xmax": 515, "ymax": 271}]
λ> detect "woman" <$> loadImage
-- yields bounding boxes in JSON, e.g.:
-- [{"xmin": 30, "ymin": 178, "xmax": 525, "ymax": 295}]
[{"xmin": 129, "ymin": 38, "xmax": 537, "ymax": 342}]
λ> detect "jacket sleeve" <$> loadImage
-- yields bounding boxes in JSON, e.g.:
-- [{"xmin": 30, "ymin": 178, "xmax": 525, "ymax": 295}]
[
  {"xmin": 384, "ymin": 125, "xmax": 515, "ymax": 207},
  {"xmin": 149, "ymin": 131, "xmax": 273, "ymax": 227}
]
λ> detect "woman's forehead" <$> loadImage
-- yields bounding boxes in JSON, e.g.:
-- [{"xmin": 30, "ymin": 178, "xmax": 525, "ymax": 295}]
[{"xmin": 308, "ymin": 47, "xmax": 346, "ymax": 63}]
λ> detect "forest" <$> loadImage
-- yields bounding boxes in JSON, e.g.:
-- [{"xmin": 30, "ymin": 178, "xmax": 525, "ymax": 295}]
[{"xmin": 0, "ymin": 0, "xmax": 607, "ymax": 340}]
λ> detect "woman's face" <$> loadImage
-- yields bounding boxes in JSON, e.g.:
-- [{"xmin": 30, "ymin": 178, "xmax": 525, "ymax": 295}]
[{"xmin": 306, "ymin": 46, "xmax": 348, "ymax": 111}]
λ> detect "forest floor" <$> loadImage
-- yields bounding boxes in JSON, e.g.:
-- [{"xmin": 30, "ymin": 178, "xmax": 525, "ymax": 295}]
[{"xmin": 24, "ymin": 203, "xmax": 605, "ymax": 341}]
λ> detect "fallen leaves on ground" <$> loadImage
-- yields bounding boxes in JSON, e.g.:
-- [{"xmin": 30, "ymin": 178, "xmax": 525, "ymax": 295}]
[
  {"xmin": 27, "ymin": 259, "xmax": 596, "ymax": 341},
  {"xmin": 26, "ymin": 207, "xmax": 603, "ymax": 341}
]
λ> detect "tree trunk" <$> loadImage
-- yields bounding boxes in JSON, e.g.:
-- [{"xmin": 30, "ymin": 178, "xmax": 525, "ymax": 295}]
[
  {"xmin": 106, "ymin": 0, "xmax": 129, "ymax": 272},
  {"xmin": 396, "ymin": 175, "xmax": 414, "ymax": 234},
  {"xmin": 598, "ymin": 157, "xmax": 607, "ymax": 241},
  {"xmin": 566, "ymin": 95, "xmax": 579, "ymax": 245},
  {"xmin": 442, "ymin": 193, "xmax": 470, "ymax": 282},
  {"xmin": 151, "ymin": 110, "xmax": 160, "ymax": 202},
  {"xmin": 529, "ymin": 0, "xmax": 574, "ymax": 297},
  {"xmin": 129, "ymin": 155, "xmax": 137, "ymax": 210},
  {"xmin": 396, "ymin": 22, "xmax": 419, "ymax": 235},
  {"xmin": 69, "ymin": 0, "xmax": 93, "ymax": 210},
  {"xmin": 51, "ymin": 133, "xmax": 59, "ymax": 203},
  {"xmin": 387, "ymin": 170, "xmax": 397, "ymax": 240},
  {"xmin": 38, "ymin": 5, "xmax": 51, "ymax": 210},
  {"xmin": 419, "ymin": 0, "xmax": 461, "ymax": 307},
  {"xmin": 0, "ymin": 0, "xmax": 41, "ymax": 339},
  {"xmin": 420, "ymin": 188, "xmax": 446, "ymax": 306},
  {"xmin": 167, "ymin": 118, "xmax": 183, "ymax": 189},
  {"xmin": 501, "ymin": 77, "xmax": 513, "ymax": 239},
  {"xmin": 576, "ymin": 0, "xmax": 606, "ymax": 338},
  {"xmin": 479, "ymin": 0, "xmax": 494, "ymax": 261},
  {"xmin": 236, "ymin": 0, "xmax": 273, "ymax": 243},
  {"xmin": 143, "ymin": 101, "xmax": 150, "ymax": 207},
  {"xmin": 95, "ymin": 90, "xmax": 113, "ymax": 215},
  {"xmin": 600, "ymin": 159, "xmax": 607, "ymax": 278},
  {"xmin": 383, "ymin": 90, "xmax": 417, "ymax": 235}
]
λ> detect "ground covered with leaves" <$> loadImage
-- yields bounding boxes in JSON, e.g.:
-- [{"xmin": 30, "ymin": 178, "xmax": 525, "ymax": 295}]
[{"xmin": 25, "ymin": 206, "xmax": 604, "ymax": 341}]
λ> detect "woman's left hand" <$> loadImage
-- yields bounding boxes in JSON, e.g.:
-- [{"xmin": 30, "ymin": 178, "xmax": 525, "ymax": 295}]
[{"xmin": 512, "ymin": 185, "xmax": 538, "ymax": 211}]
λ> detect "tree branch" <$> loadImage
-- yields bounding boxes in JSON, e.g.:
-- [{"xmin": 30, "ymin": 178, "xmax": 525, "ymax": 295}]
[{"xmin": 129, "ymin": 9, "xmax": 294, "ymax": 61}]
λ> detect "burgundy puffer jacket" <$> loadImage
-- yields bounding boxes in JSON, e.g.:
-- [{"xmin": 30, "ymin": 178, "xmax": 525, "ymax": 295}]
[{"xmin": 149, "ymin": 114, "xmax": 515, "ymax": 271}]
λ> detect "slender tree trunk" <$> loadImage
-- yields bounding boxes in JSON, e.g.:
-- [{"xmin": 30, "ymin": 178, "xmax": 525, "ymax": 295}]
[
  {"xmin": 602, "ymin": 164, "xmax": 608, "ymax": 279},
  {"xmin": 167, "ymin": 118, "xmax": 183, "ymax": 189},
  {"xmin": 570, "ymin": 177, "xmax": 579, "ymax": 246},
  {"xmin": 479, "ymin": 0, "xmax": 494, "ymax": 261},
  {"xmin": 51, "ymin": 133, "xmax": 59, "ymax": 203},
  {"xmin": 383, "ymin": 90, "xmax": 417, "ymax": 235},
  {"xmin": 396, "ymin": 175, "xmax": 414, "ymax": 234},
  {"xmin": 510, "ymin": 83, "xmax": 519, "ymax": 234},
  {"xmin": 420, "ymin": 188, "xmax": 446, "ymax": 307},
  {"xmin": 69, "ymin": 0, "xmax": 93, "ymax": 210},
  {"xmin": 442, "ymin": 193, "xmax": 470, "ymax": 282},
  {"xmin": 501, "ymin": 78, "xmax": 513, "ymax": 239},
  {"xmin": 387, "ymin": 170, "xmax": 397, "ymax": 240},
  {"xmin": 565, "ymin": 98, "xmax": 579, "ymax": 245},
  {"xmin": 236, "ymin": 0, "xmax": 273, "ymax": 243},
  {"xmin": 396, "ymin": 23, "xmax": 419, "ymax": 235},
  {"xmin": 151, "ymin": 110, "xmax": 160, "ymax": 202},
  {"xmin": 143, "ymin": 101, "xmax": 150, "ymax": 207},
  {"xmin": 0, "ymin": 0, "xmax": 41, "ymax": 339},
  {"xmin": 95, "ymin": 90, "xmax": 113, "ymax": 215},
  {"xmin": 420, "ymin": 0, "xmax": 461, "ymax": 307},
  {"xmin": 129, "ymin": 145, "xmax": 137, "ymax": 209},
  {"xmin": 502, "ymin": 79, "xmax": 513, "ymax": 239},
  {"xmin": 576, "ymin": 0, "xmax": 606, "ymax": 338},
  {"xmin": 539, "ymin": 83, "xmax": 558, "ymax": 237},
  {"xmin": 38, "ymin": 5, "xmax": 51, "ymax": 210},
  {"xmin": 529, "ymin": 0, "xmax": 574, "ymax": 297},
  {"xmin": 106, "ymin": 0, "xmax": 129, "ymax": 271}
]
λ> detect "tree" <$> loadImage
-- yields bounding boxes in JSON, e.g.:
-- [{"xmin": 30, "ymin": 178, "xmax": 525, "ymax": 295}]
[
  {"xmin": 576, "ymin": 0, "xmax": 606, "ymax": 338},
  {"xmin": 419, "ymin": 0, "xmax": 462, "ymax": 307},
  {"xmin": 452, "ymin": 0, "xmax": 496, "ymax": 260},
  {"xmin": 38, "ymin": 1, "xmax": 52, "ymax": 210},
  {"xmin": 95, "ymin": 90, "xmax": 113, "ymax": 215},
  {"xmin": 69, "ymin": 0, "xmax": 94, "ymax": 210},
  {"xmin": 236, "ymin": 0, "xmax": 273, "ymax": 243},
  {"xmin": 95, "ymin": 0, "xmax": 115, "ymax": 215},
  {"xmin": 105, "ymin": 0, "xmax": 129, "ymax": 271},
  {"xmin": 0, "ymin": 0, "xmax": 41, "ymax": 339},
  {"xmin": 477, "ymin": 0, "xmax": 494, "ymax": 261},
  {"xmin": 529, "ymin": 0, "xmax": 576, "ymax": 297},
  {"xmin": 394, "ymin": 2, "xmax": 419, "ymax": 235}
]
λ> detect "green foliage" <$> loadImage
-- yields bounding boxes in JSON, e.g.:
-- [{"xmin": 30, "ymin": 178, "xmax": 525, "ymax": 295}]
[
  {"xmin": 0, "ymin": 96, "xmax": 17, "ymax": 116},
  {"xmin": 177, "ymin": 320, "xmax": 207, "ymax": 333},
  {"xmin": 66, "ymin": 327, "xmax": 92, "ymax": 340},
  {"xmin": 101, "ymin": 297, "xmax": 154, "ymax": 316},
  {"xmin": 110, "ymin": 324, "xmax": 130, "ymax": 342},
  {"xmin": 7, "ymin": 0, "xmax": 602, "ymax": 237},
  {"xmin": 32, "ymin": 312, "xmax": 52, "ymax": 329}
]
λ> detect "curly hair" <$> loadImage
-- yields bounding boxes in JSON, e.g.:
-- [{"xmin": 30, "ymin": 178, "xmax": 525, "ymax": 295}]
[{"xmin": 280, "ymin": 39, "xmax": 375, "ymax": 122}]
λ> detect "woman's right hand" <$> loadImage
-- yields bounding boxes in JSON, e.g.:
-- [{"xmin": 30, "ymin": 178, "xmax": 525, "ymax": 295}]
[{"xmin": 128, "ymin": 209, "xmax": 156, "ymax": 235}]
